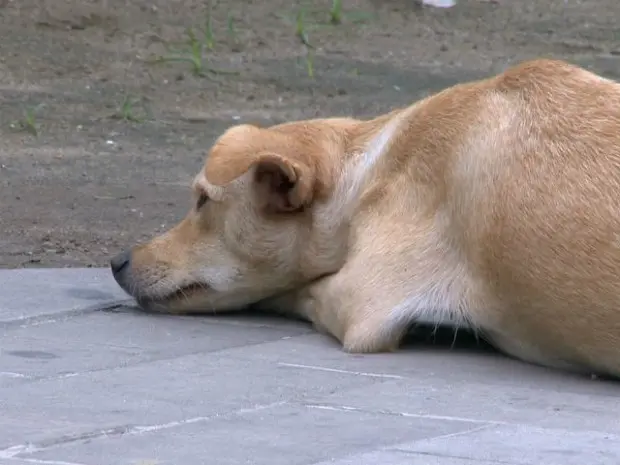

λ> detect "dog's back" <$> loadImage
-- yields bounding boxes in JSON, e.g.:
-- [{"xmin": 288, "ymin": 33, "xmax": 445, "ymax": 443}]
[{"xmin": 437, "ymin": 60, "xmax": 620, "ymax": 374}]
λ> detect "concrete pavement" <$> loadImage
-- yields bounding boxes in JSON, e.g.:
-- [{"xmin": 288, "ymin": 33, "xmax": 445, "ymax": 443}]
[{"xmin": 1, "ymin": 268, "xmax": 619, "ymax": 465}]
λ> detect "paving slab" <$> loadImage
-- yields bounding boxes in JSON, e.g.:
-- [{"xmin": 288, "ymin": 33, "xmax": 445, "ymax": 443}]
[
  {"xmin": 1, "ymin": 268, "xmax": 620, "ymax": 465},
  {"xmin": 0, "ymin": 268, "xmax": 129, "ymax": 326}
]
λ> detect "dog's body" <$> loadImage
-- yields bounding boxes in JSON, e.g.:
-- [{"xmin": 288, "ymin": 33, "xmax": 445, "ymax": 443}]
[{"xmin": 111, "ymin": 59, "xmax": 620, "ymax": 377}]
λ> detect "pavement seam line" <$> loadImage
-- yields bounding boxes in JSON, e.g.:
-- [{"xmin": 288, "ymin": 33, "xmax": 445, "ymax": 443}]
[
  {"xmin": 2, "ymin": 333, "xmax": 313, "ymax": 385},
  {"xmin": 0, "ymin": 300, "xmax": 132, "ymax": 330},
  {"xmin": 304, "ymin": 403, "xmax": 508, "ymax": 425},
  {"xmin": 0, "ymin": 401, "xmax": 287, "ymax": 459},
  {"xmin": 278, "ymin": 362, "xmax": 406, "ymax": 379},
  {"xmin": 4, "ymin": 456, "xmax": 92, "ymax": 465},
  {"xmin": 391, "ymin": 449, "xmax": 515, "ymax": 464}
]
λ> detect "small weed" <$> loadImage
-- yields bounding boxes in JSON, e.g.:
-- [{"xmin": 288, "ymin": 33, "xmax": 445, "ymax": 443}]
[
  {"xmin": 282, "ymin": 3, "xmax": 373, "ymax": 79},
  {"xmin": 9, "ymin": 105, "xmax": 41, "ymax": 136},
  {"xmin": 188, "ymin": 27, "xmax": 206, "ymax": 74},
  {"xmin": 112, "ymin": 94, "xmax": 148, "ymax": 123},
  {"xmin": 280, "ymin": 3, "xmax": 372, "ymax": 42},
  {"xmin": 204, "ymin": 3, "xmax": 215, "ymax": 51},
  {"xmin": 329, "ymin": 0, "xmax": 343, "ymax": 25},
  {"xmin": 295, "ymin": 9, "xmax": 313, "ymax": 47},
  {"xmin": 227, "ymin": 13, "xmax": 236, "ymax": 41},
  {"xmin": 324, "ymin": 0, "xmax": 373, "ymax": 26},
  {"xmin": 149, "ymin": 9, "xmax": 240, "ymax": 79},
  {"xmin": 226, "ymin": 13, "xmax": 242, "ymax": 50},
  {"xmin": 305, "ymin": 47, "xmax": 315, "ymax": 78}
]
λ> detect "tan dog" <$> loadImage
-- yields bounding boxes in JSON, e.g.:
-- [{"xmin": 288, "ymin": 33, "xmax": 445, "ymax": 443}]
[{"xmin": 111, "ymin": 58, "xmax": 620, "ymax": 378}]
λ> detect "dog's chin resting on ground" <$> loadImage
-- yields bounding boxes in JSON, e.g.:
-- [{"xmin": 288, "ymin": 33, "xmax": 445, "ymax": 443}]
[{"xmin": 111, "ymin": 58, "xmax": 620, "ymax": 379}]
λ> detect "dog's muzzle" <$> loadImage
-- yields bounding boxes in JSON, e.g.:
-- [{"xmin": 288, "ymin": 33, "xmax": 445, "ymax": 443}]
[{"xmin": 110, "ymin": 249, "xmax": 132, "ymax": 290}]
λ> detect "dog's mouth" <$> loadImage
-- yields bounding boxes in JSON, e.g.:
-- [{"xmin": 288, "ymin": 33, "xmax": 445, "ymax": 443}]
[
  {"xmin": 136, "ymin": 282, "xmax": 210, "ymax": 310},
  {"xmin": 168, "ymin": 282, "xmax": 210, "ymax": 300}
]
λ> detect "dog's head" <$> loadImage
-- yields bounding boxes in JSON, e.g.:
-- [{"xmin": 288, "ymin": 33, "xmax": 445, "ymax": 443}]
[{"xmin": 110, "ymin": 120, "xmax": 362, "ymax": 313}]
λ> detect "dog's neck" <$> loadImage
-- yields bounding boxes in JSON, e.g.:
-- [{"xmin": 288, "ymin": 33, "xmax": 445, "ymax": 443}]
[
  {"xmin": 324, "ymin": 107, "xmax": 413, "ymax": 221},
  {"xmin": 294, "ymin": 110, "xmax": 409, "ymax": 280}
]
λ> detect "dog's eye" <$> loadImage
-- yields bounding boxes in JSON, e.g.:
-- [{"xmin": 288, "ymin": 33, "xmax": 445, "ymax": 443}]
[{"xmin": 196, "ymin": 192, "xmax": 209, "ymax": 210}]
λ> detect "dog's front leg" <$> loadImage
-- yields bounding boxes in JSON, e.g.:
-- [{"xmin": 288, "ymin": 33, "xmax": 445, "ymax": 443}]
[
  {"xmin": 261, "ymin": 274, "xmax": 410, "ymax": 354},
  {"xmin": 253, "ymin": 287, "xmax": 334, "ymax": 337}
]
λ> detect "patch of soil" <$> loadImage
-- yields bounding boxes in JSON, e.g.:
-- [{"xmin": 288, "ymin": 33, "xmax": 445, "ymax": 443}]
[{"xmin": 1, "ymin": 0, "xmax": 620, "ymax": 268}]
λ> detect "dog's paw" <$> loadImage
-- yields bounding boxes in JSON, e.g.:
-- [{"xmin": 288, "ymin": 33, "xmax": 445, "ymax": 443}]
[{"xmin": 342, "ymin": 326, "xmax": 401, "ymax": 354}]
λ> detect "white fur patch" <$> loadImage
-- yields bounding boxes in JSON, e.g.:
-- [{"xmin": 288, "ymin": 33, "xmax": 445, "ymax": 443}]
[
  {"xmin": 329, "ymin": 109, "xmax": 411, "ymax": 220},
  {"xmin": 385, "ymin": 214, "xmax": 477, "ymax": 336},
  {"xmin": 198, "ymin": 267, "xmax": 239, "ymax": 293},
  {"xmin": 380, "ymin": 212, "xmax": 477, "ymax": 343},
  {"xmin": 388, "ymin": 269, "xmax": 471, "ymax": 331}
]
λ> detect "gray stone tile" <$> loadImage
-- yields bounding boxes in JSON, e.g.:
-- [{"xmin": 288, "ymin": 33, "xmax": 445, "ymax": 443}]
[
  {"xmin": 397, "ymin": 424, "xmax": 620, "ymax": 464},
  {"xmin": 0, "ymin": 268, "xmax": 127, "ymax": 325},
  {"xmin": 22, "ymin": 402, "xmax": 479, "ymax": 465},
  {"xmin": 219, "ymin": 332, "xmax": 620, "ymax": 397},
  {"xmin": 299, "ymin": 377, "xmax": 620, "ymax": 434},
  {"xmin": 1, "ymin": 268, "xmax": 619, "ymax": 465},
  {"xmin": 0, "ymin": 349, "xmax": 379, "ymax": 449},
  {"xmin": 0, "ymin": 307, "xmax": 311, "ymax": 380}
]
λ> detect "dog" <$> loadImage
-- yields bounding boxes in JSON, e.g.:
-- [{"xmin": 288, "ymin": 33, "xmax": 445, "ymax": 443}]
[{"xmin": 111, "ymin": 58, "xmax": 620, "ymax": 378}]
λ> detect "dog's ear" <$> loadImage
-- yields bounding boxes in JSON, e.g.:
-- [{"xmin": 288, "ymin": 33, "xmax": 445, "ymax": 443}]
[
  {"xmin": 252, "ymin": 152, "xmax": 313, "ymax": 213},
  {"xmin": 206, "ymin": 150, "xmax": 315, "ymax": 213}
]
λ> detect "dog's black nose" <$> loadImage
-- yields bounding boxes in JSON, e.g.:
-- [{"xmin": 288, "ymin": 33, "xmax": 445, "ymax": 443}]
[{"xmin": 110, "ymin": 249, "xmax": 131, "ymax": 276}]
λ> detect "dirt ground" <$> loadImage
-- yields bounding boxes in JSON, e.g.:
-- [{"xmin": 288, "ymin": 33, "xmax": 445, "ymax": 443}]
[{"xmin": 1, "ymin": 0, "xmax": 620, "ymax": 268}]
